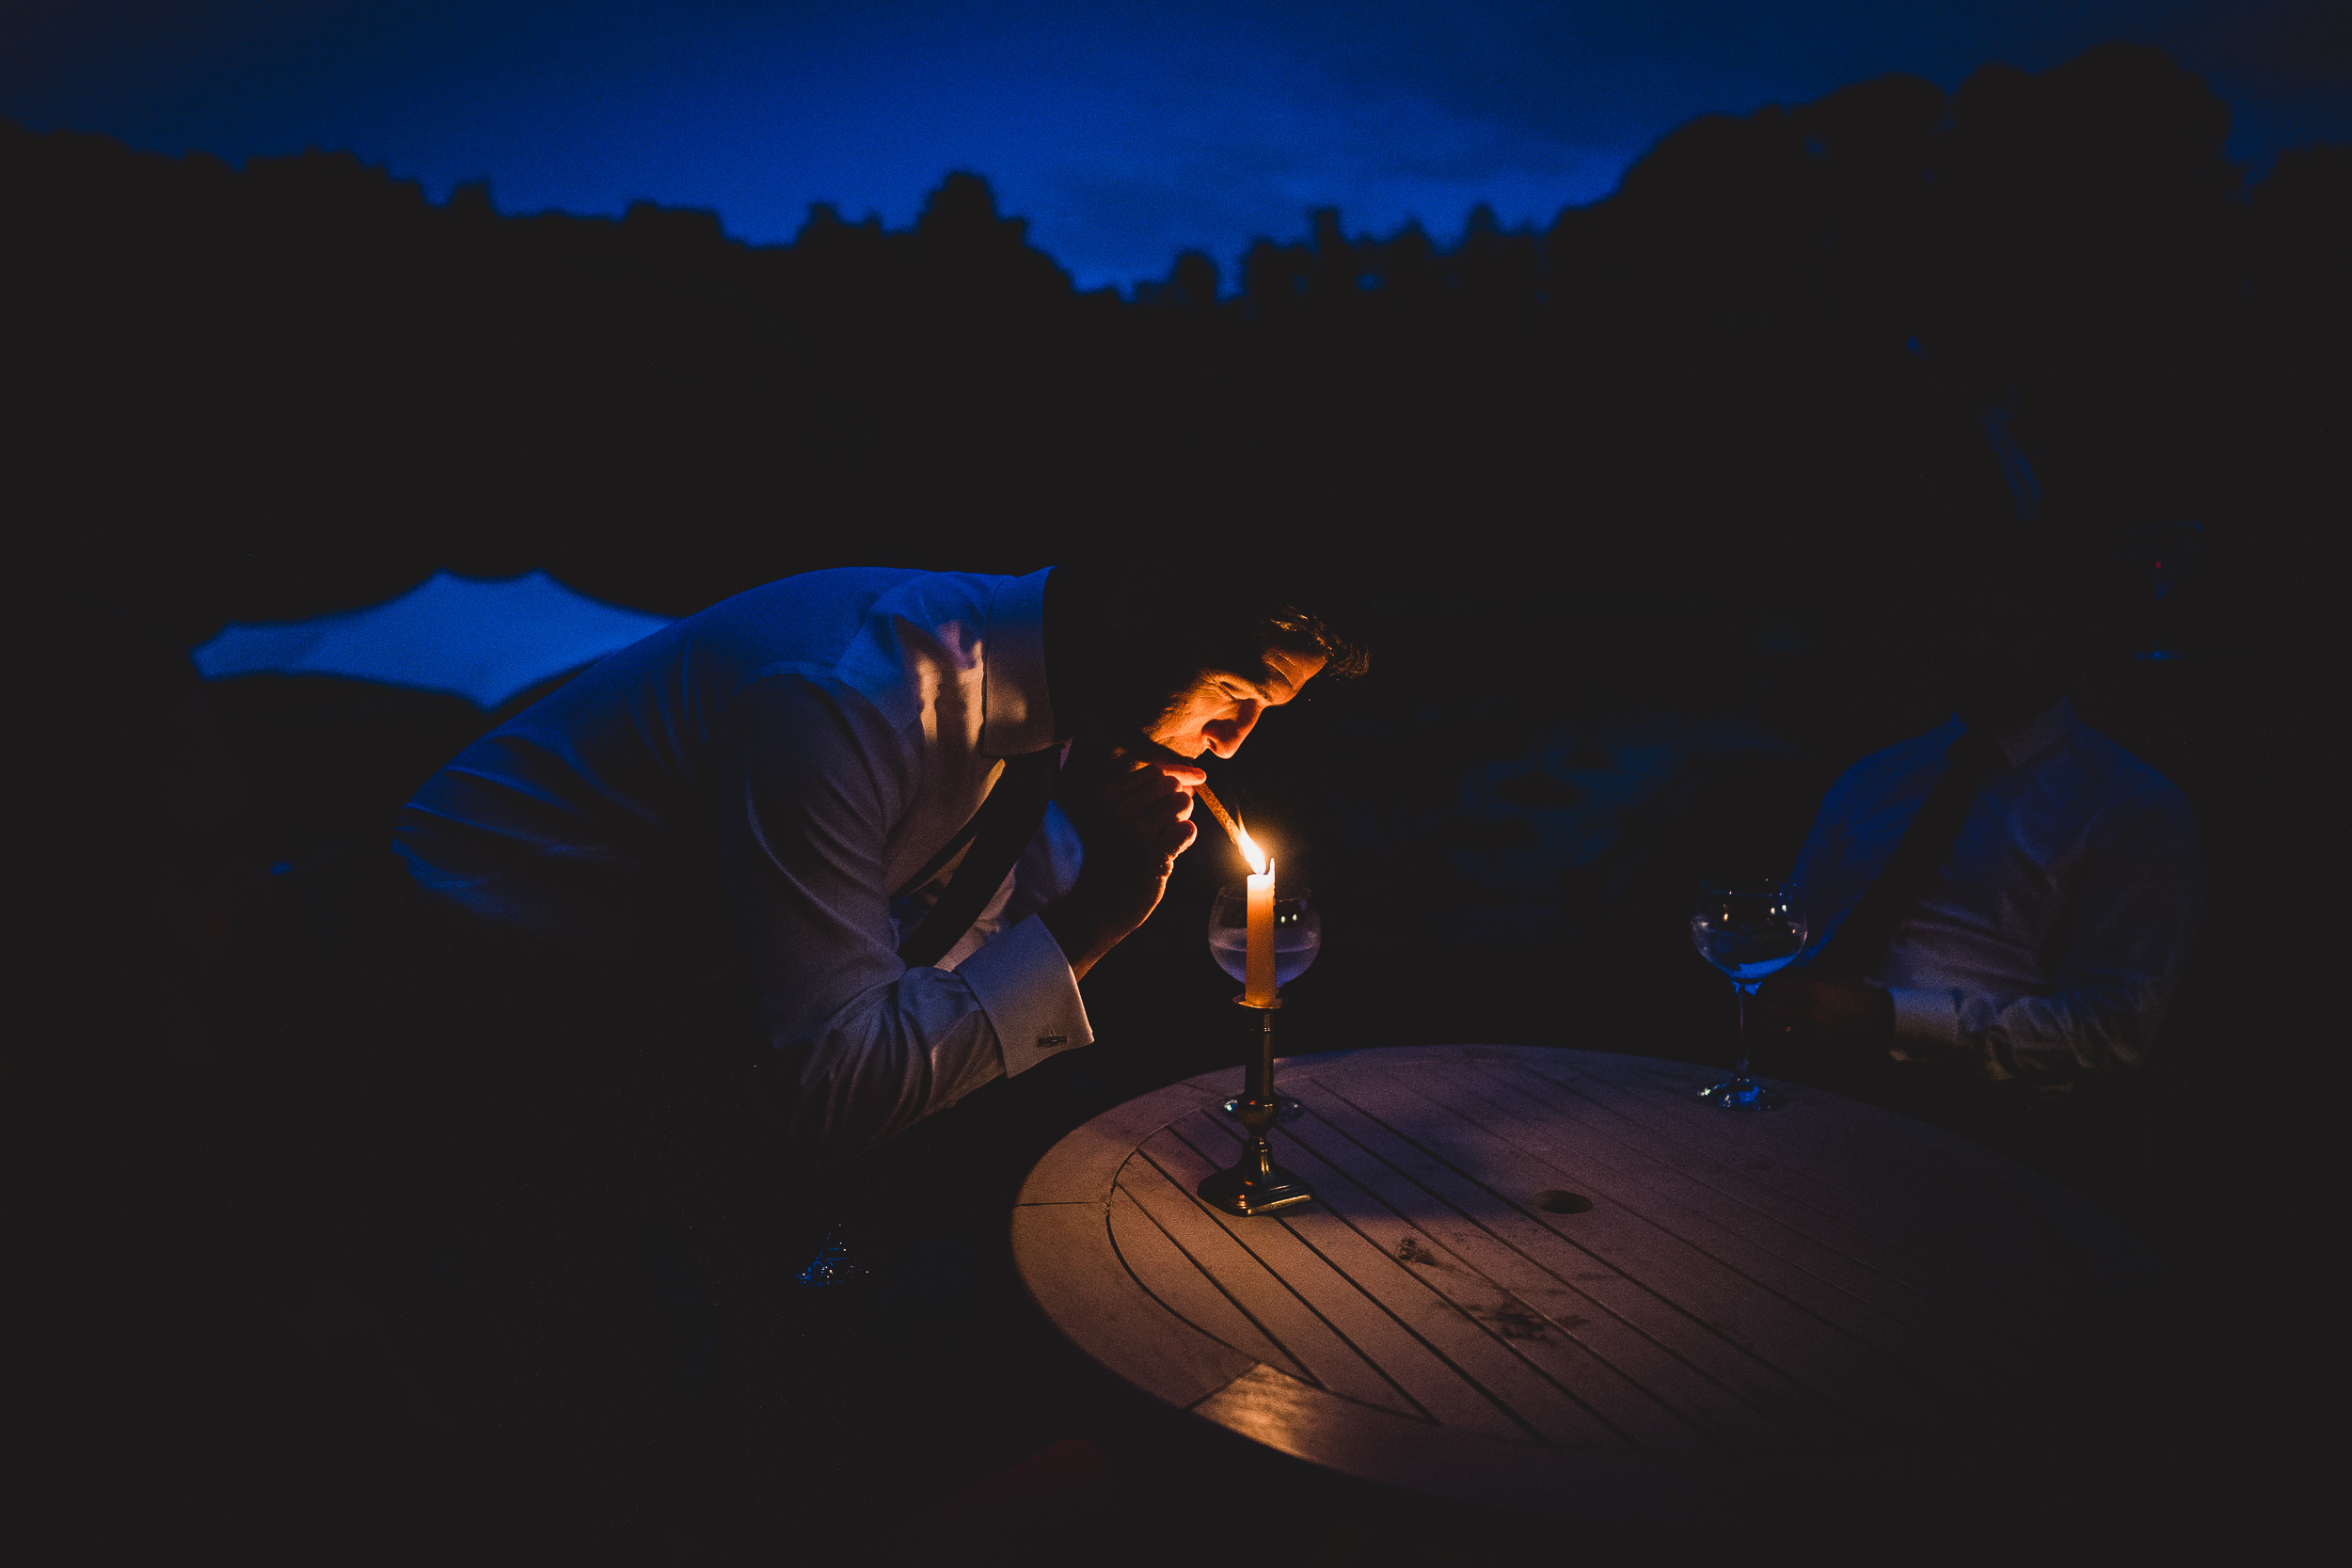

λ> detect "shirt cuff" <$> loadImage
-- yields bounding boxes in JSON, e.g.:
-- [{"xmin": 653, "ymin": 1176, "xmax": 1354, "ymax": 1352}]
[
  {"xmin": 954, "ymin": 912, "xmax": 1093, "ymax": 1077},
  {"xmin": 1886, "ymin": 986, "xmax": 1963, "ymax": 1060}
]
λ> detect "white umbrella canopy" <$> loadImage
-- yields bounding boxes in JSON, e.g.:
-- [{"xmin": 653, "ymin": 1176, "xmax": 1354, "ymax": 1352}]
[{"xmin": 194, "ymin": 571, "xmax": 673, "ymax": 710}]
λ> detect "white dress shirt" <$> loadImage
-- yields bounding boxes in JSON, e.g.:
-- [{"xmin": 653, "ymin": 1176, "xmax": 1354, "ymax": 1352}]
[
  {"xmin": 394, "ymin": 566, "xmax": 1090, "ymax": 1160},
  {"xmin": 1790, "ymin": 699, "xmax": 2202, "ymax": 1083}
]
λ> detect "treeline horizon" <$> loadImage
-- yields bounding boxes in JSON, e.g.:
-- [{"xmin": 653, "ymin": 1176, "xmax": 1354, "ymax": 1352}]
[
  {"xmin": 13, "ymin": 39, "xmax": 2338, "ymax": 1186},
  {"xmin": 11, "ymin": 41, "xmax": 2344, "ymax": 715}
]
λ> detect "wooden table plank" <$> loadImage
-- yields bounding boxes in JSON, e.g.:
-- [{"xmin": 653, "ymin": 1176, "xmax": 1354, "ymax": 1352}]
[
  {"xmin": 1281, "ymin": 1068, "xmax": 1854, "ymax": 1448},
  {"xmin": 1513, "ymin": 1051, "xmax": 2078, "ymax": 1301},
  {"xmin": 1016, "ymin": 1080, "xmax": 1218, "ymax": 1205},
  {"xmin": 1009, "ymin": 1201, "xmax": 1252, "ymax": 1411},
  {"xmin": 1402, "ymin": 1061, "xmax": 2011, "ymax": 1394},
  {"xmin": 1306, "ymin": 1067, "xmax": 1944, "ymax": 1433},
  {"xmin": 1554, "ymin": 1057, "xmax": 2160, "ymax": 1311},
  {"xmin": 1373, "ymin": 1047, "xmax": 2068, "ymax": 1315},
  {"xmin": 1191, "ymin": 1365, "xmax": 1708, "ymax": 1523},
  {"xmin": 1105, "ymin": 1186, "xmax": 1309, "ymax": 1385},
  {"xmin": 1179, "ymin": 1109, "xmax": 1629, "ymax": 1449},
  {"xmin": 1149, "ymin": 1120, "xmax": 1527, "ymax": 1439},
  {"xmin": 1120, "ymin": 1145, "xmax": 1418, "ymax": 1417},
  {"xmin": 1482, "ymin": 1059, "xmax": 2047, "ymax": 1346},
  {"xmin": 1010, "ymin": 1045, "xmax": 2148, "ymax": 1521},
  {"xmin": 1270, "ymin": 1090, "xmax": 1771, "ymax": 1457}
]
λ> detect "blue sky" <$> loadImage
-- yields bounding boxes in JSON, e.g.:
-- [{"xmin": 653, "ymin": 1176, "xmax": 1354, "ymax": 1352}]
[{"xmin": 6, "ymin": 1, "xmax": 2344, "ymax": 289}]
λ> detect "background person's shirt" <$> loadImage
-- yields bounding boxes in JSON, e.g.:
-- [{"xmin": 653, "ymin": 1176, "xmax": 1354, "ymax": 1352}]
[
  {"xmin": 1790, "ymin": 699, "xmax": 2202, "ymax": 1083},
  {"xmin": 394, "ymin": 566, "xmax": 1089, "ymax": 1160}
]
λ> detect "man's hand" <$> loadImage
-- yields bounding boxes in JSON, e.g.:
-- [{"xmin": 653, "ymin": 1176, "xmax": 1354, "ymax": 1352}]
[
  {"xmin": 1041, "ymin": 739, "xmax": 1205, "ymax": 979},
  {"xmin": 1749, "ymin": 974, "xmax": 1895, "ymax": 1054}
]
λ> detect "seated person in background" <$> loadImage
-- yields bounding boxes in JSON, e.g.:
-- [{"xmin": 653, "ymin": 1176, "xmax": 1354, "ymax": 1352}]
[{"xmin": 1754, "ymin": 541, "xmax": 2202, "ymax": 1097}]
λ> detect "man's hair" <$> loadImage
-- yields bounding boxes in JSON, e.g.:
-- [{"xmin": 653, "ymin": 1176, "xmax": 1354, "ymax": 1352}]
[{"xmin": 1055, "ymin": 555, "xmax": 1369, "ymax": 735}]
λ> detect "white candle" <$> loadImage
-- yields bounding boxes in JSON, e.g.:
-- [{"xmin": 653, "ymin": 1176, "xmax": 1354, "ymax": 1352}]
[{"xmin": 1237, "ymin": 825, "xmax": 1277, "ymax": 1006}]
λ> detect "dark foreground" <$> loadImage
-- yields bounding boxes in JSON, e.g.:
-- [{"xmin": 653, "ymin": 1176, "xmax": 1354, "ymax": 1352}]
[
  {"xmin": 9, "ymin": 879, "xmax": 2314, "ymax": 1562},
  {"xmin": 8, "ymin": 661, "xmax": 2327, "ymax": 1564}
]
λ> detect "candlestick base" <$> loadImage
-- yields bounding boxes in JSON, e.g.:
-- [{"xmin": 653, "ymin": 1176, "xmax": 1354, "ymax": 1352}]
[
  {"xmin": 1197, "ymin": 992, "xmax": 1315, "ymax": 1216},
  {"xmin": 1197, "ymin": 1151, "xmax": 1317, "ymax": 1216}
]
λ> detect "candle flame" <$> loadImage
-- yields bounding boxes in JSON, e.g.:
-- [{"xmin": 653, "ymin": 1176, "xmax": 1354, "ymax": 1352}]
[{"xmin": 1233, "ymin": 821, "xmax": 1267, "ymax": 878}]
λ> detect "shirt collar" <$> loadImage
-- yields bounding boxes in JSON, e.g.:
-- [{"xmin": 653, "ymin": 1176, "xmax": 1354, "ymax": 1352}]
[
  {"xmin": 980, "ymin": 567, "xmax": 1057, "ymax": 756},
  {"xmin": 1983, "ymin": 696, "xmax": 2078, "ymax": 770}
]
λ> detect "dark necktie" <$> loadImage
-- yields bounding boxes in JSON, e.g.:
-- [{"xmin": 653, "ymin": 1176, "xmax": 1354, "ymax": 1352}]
[
  {"xmin": 896, "ymin": 747, "xmax": 1063, "ymax": 969},
  {"xmin": 1812, "ymin": 730, "xmax": 2006, "ymax": 981}
]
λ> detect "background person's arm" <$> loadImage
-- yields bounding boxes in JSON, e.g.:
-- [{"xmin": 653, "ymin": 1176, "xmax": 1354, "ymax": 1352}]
[{"xmin": 1885, "ymin": 789, "xmax": 2205, "ymax": 1081}]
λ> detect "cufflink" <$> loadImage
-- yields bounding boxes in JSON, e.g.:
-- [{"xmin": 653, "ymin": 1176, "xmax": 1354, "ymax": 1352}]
[{"xmin": 1037, "ymin": 1034, "xmax": 1068, "ymax": 1047}]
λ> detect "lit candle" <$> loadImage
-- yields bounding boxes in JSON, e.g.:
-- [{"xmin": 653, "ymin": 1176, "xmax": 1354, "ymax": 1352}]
[{"xmin": 1235, "ymin": 824, "xmax": 1277, "ymax": 1006}]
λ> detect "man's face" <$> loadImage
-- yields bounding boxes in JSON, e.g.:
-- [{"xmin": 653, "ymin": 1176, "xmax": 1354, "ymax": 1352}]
[
  {"xmin": 1947, "ymin": 590, "xmax": 2060, "ymax": 727},
  {"xmin": 1144, "ymin": 646, "xmax": 1327, "ymax": 759}
]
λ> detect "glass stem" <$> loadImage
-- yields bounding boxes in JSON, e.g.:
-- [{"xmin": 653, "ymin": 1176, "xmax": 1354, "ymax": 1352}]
[{"xmin": 1734, "ymin": 981, "xmax": 1755, "ymax": 1082}]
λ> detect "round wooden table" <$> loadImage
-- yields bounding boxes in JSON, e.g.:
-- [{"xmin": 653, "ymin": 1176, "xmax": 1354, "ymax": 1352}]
[{"xmin": 1010, "ymin": 1045, "xmax": 2155, "ymax": 1521}]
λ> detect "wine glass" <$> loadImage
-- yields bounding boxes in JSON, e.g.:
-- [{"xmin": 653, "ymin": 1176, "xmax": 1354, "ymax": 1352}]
[
  {"xmin": 1209, "ymin": 883, "xmax": 1320, "ymax": 1122},
  {"xmin": 1690, "ymin": 879, "xmax": 1807, "ymax": 1112}
]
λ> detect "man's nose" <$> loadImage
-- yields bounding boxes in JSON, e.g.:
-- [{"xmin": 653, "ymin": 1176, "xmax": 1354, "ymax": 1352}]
[{"xmin": 1202, "ymin": 705, "xmax": 1263, "ymax": 758}]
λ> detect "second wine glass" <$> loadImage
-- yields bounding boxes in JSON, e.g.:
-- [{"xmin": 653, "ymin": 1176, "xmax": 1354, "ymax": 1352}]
[{"xmin": 1690, "ymin": 879, "xmax": 1807, "ymax": 1112}]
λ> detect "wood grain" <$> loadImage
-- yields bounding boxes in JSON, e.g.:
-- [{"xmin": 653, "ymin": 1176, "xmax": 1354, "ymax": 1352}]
[
  {"xmin": 1118, "ymin": 1148, "xmax": 1407, "ymax": 1411},
  {"xmin": 1192, "ymin": 1364, "xmax": 1708, "ymax": 1523},
  {"xmin": 1275, "ymin": 1070, "xmax": 1817, "ymax": 1455},
  {"xmin": 1310, "ymin": 1064, "xmax": 1928, "ymax": 1433},
  {"xmin": 1010, "ymin": 1045, "xmax": 2147, "ymax": 1521},
  {"xmin": 1009, "ymin": 1202, "xmax": 1251, "ymax": 1411},
  {"xmin": 1381, "ymin": 1060, "xmax": 1987, "ymax": 1421},
  {"xmin": 1106, "ymin": 1186, "xmax": 1306, "ymax": 1383},
  {"xmin": 1016, "ymin": 1080, "xmax": 1217, "ymax": 1205},
  {"xmin": 1171, "ymin": 1110, "xmax": 1596, "ymax": 1447},
  {"xmin": 1480, "ymin": 1060, "xmax": 2043, "ymax": 1345}
]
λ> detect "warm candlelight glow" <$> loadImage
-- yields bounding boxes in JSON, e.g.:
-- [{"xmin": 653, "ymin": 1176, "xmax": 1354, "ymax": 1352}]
[
  {"xmin": 1240, "ymin": 821, "xmax": 1277, "ymax": 1006},
  {"xmin": 1233, "ymin": 822, "xmax": 1267, "ymax": 878}
]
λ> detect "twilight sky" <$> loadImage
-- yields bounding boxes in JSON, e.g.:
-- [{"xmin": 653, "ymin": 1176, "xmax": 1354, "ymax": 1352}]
[{"xmin": 6, "ymin": 1, "xmax": 2345, "ymax": 289}]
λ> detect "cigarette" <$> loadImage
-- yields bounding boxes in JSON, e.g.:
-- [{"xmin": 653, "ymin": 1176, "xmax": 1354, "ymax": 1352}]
[
  {"xmin": 1195, "ymin": 782, "xmax": 1243, "ymax": 847},
  {"xmin": 1105, "ymin": 734, "xmax": 1247, "ymax": 851}
]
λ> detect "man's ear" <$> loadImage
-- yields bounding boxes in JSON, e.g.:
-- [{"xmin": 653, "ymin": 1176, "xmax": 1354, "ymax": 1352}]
[{"xmin": 1101, "ymin": 557, "xmax": 1177, "ymax": 636}]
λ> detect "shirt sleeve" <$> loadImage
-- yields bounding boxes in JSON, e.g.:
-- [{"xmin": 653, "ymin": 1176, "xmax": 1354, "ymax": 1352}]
[
  {"xmin": 1788, "ymin": 788, "xmax": 1860, "ymax": 963},
  {"xmin": 1886, "ymin": 785, "xmax": 2204, "ymax": 1083},
  {"xmin": 712, "ymin": 673, "xmax": 1089, "ymax": 1164}
]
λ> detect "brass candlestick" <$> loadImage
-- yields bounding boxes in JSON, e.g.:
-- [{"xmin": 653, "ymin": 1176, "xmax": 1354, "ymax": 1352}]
[{"xmin": 1197, "ymin": 995, "xmax": 1316, "ymax": 1216}]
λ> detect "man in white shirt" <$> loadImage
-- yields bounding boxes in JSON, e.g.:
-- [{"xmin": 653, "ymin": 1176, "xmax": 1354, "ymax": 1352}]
[
  {"xmin": 1754, "ymin": 565, "xmax": 2201, "ymax": 1088},
  {"xmin": 381, "ymin": 558, "xmax": 1361, "ymax": 1544},
  {"xmin": 394, "ymin": 559, "xmax": 1357, "ymax": 1162}
]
